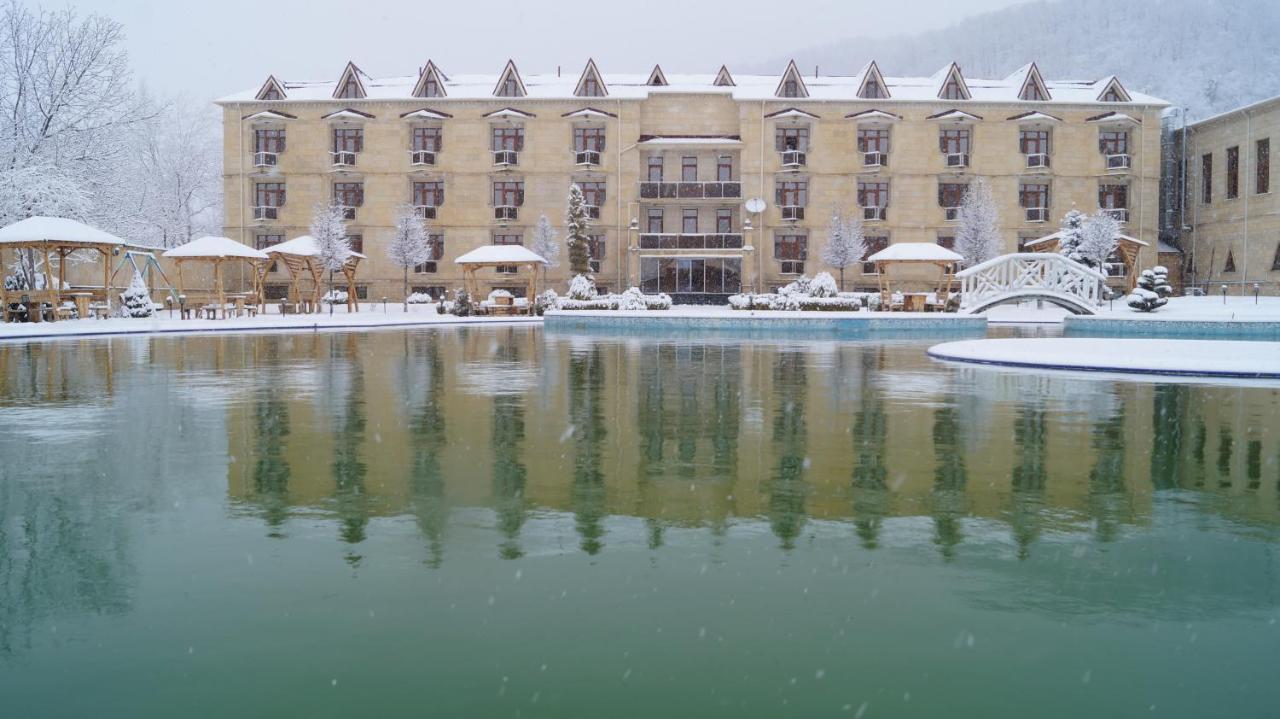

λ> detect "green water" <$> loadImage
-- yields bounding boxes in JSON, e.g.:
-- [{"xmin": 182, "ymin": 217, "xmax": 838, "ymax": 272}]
[{"xmin": 0, "ymin": 327, "xmax": 1277, "ymax": 718}]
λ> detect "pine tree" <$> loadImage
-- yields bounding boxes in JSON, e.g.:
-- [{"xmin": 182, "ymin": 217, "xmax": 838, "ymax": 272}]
[
  {"xmin": 820, "ymin": 209, "xmax": 866, "ymax": 291},
  {"xmin": 386, "ymin": 204, "xmax": 434, "ymax": 311},
  {"xmin": 1127, "ymin": 269, "xmax": 1170, "ymax": 312},
  {"xmin": 119, "ymin": 271, "xmax": 154, "ymax": 317},
  {"xmin": 311, "ymin": 201, "xmax": 352, "ymax": 314},
  {"xmin": 1079, "ymin": 210, "xmax": 1121, "ymax": 270},
  {"xmin": 531, "ymin": 213, "xmax": 560, "ymax": 285},
  {"xmin": 1057, "ymin": 208, "xmax": 1088, "ymax": 264},
  {"xmin": 565, "ymin": 184, "xmax": 591, "ymax": 279},
  {"xmin": 955, "ymin": 177, "xmax": 1001, "ymax": 267}
]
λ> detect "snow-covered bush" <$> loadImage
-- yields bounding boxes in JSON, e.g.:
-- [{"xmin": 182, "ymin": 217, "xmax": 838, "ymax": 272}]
[
  {"xmin": 118, "ymin": 272, "xmax": 156, "ymax": 318},
  {"xmin": 451, "ymin": 289, "xmax": 473, "ymax": 317},
  {"xmin": 1150, "ymin": 266, "xmax": 1174, "ymax": 297},
  {"xmin": 406, "ymin": 292, "xmax": 435, "ymax": 304},
  {"xmin": 567, "ymin": 274, "xmax": 596, "ymax": 301},
  {"xmin": 1127, "ymin": 269, "xmax": 1169, "ymax": 312},
  {"xmin": 809, "ymin": 272, "xmax": 839, "ymax": 298},
  {"xmin": 321, "ymin": 289, "xmax": 349, "ymax": 305},
  {"xmin": 487, "ymin": 289, "xmax": 514, "ymax": 302},
  {"xmin": 554, "ymin": 287, "xmax": 670, "ymax": 311},
  {"xmin": 534, "ymin": 289, "xmax": 559, "ymax": 316}
]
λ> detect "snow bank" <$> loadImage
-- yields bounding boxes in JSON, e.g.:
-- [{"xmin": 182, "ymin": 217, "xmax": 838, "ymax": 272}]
[{"xmin": 929, "ymin": 338, "xmax": 1280, "ymax": 378}]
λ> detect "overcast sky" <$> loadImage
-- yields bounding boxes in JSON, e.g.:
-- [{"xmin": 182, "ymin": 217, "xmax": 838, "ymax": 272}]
[{"xmin": 79, "ymin": 0, "xmax": 1027, "ymax": 100}]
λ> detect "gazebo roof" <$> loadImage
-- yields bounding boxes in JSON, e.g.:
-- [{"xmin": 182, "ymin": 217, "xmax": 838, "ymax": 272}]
[
  {"xmin": 267, "ymin": 235, "xmax": 367, "ymax": 259},
  {"xmin": 163, "ymin": 236, "xmax": 269, "ymax": 260},
  {"xmin": 0, "ymin": 216, "xmax": 128, "ymax": 247},
  {"xmin": 454, "ymin": 245, "xmax": 548, "ymax": 265},
  {"xmin": 1025, "ymin": 231, "xmax": 1149, "ymax": 248},
  {"xmin": 867, "ymin": 242, "xmax": 964, "ymax": 263}
]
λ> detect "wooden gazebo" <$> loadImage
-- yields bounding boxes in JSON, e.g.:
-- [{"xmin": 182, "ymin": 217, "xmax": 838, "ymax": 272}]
[
  {"xmin": 0, "ymin": 216, "xmax": 130, "ymax": 321},
  {"xmin": 866, "ymin": 242, "xmax": 964, "ymax": 310},
  {"xmin": 265, "ymin": 235, "xmax": 366, "ymax": 313},
  {"xmin": 163, "ymin": 236, "xmax": 270, "ymax": 313},
  {"xmin": 1023, "ymin": 231, "xmax": 1149, "ymax": 291},
  {"xmin": 454, "ymin": 245, "xmax": 549, "ymax": 305}
]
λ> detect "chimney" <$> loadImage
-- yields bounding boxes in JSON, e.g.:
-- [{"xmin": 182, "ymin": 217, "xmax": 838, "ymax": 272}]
[
  {"xmin": 814, "ymin": 65, "xmax": 819, "ymax": 78},
  {"xmin": 557, "ymin": 66, "xmax": 561, "ymax": 77}
]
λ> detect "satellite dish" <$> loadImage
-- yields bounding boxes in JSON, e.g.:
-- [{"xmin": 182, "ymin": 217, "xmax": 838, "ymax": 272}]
[{"xmin": 745, "ymin": 198, "xmax": 766, "ymax": 214}]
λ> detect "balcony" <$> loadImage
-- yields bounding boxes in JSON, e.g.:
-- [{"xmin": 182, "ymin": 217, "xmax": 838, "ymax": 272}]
[
  {"xmin": 1025, "ymin": 153, "xmax": 1050, "ymax": 170},
  {"xmin": 339, "ymin": 205, "xmax": 357, "ymax": 220},
  {"xmin": 638, "ymin": 233, "xmax": 745, "ymax": 250},
  {"xmin": 414, "ymin": 205, "xmax": 437, "ymax": 220},
  {"xmin": 780, "ymin": 205, "xmax": 805, "ymax": 221},
  {"xmin": 493, "ymin": 150, "xmax": 519, "ymax": 167},
  {"xmin": 575, "ymin": 150, "xmax": 601, "ymax": 166},
  {"xmin": 1103, "ymin": 207, "xmax": 1129, "ymax": 223},
  {"xmin": 253, "ymin": 151, "xmax": 278, "ymax": 168},
  {"xmin": 863, "ymin": 206, "xmax": 887, "ymax": 222},
  {"xmin": 252, "ymin": 206, "xmax": 278, "ymax": 221},
  {"xmin": 584, "ymin": 205, "xmax": 601, "ymax": 220},
  {"xmin": 1106, "ymin": 153, "xmax": 1131, "ymax": 171},
  {"xmin": 638, "ymin": 181, "xmax": 742, "ymax": 200},
  {"xmin": 945, "ymin": 153, "xmax": 970, "ymax": 169},
  {"xmin": 410, "ymin": 150, "xmax": 436, "ymax": 166},
  {"xmin": 331, "ymin": 151, "xmax": 357, "ymax": 169},
  {"xmin": 943, "ymin": 207, "xmax": 960, "ymax": 221},
  {"xmin": 781, "ymin": 150, "xmax": 806, "ymax": 168},
  {"xmin": 1025, "ymin": 207, "xmax": 1048, "ymax": 223},
  {"xmin": 863, "ymin": 151, "xmax": 887, "ymax": 169},
  {"xmin": 494, "ymin": 205, "xmax": 519, "ymax": 221}
]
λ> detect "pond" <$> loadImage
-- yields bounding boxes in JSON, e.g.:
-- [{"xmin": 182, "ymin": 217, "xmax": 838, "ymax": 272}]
[{"xmin": 1, "ymin": 326, "xmax": 1277, "ymax": 718}]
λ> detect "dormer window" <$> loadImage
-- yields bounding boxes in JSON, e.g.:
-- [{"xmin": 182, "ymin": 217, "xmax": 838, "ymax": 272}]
[
  {"xmin": 782, "ymin": 78, "xmax": 801, "ymax": 98},
  {"xmin": 861, "ymin": 80, "xmax": 886, "ymax": 99},
  {"xmin": 940, "ymin": 77, "xmax": 966, "ymax": 100},
  {"xmin": 423, "ymin": 74, "xmax": 441, "ymax": 98},
  {"xmin": 1021, "ymin": 82, "xmax": 1048, "ymax": 102},
  {"xmin": 495, "ymin": 61, "xmax": 527, "ymax": 98},
  {"xmin": 337, "ymin": 77, "xmax": 362, "ymax": 99},
  {"xmin": 580, "ymin": 75, "xmax": 603, "ymax": 97},
  {"xmin": 499, "ymin": 76, "xmax": 520, "ymax": 97},
  {"xmin": 1100, "ymin": 87, "xmax": 1124, "ymax": 102},
  {"xmin": 261, "ymin": 85, "xmax": 282, "ymax": 101}
]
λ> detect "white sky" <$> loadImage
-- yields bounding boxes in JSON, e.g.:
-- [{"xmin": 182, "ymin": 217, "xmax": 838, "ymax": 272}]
[{"xmin": 75, "ymin": 0, "xmax": 1027, "ymax": 100}]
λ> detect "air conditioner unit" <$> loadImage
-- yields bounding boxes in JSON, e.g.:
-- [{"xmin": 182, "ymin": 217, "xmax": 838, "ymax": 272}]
[
  {"xmin": 574, "ymin": 150, "xmax": 600, "ymax": 166},
  {"xmin": 494, "ymin": 205, "xmax": 519, "ymax": 221},
  {"xmin": 331, "ymin": 151, "xmax": 357, "ymax": 168},
  {"xmin": 1025, "ymin": 207, "xmax": 1048, "ymax": 223},
  {"xmin": 1104, "ymin": 208, "xmax": 1129, "ymax": 223},
  {"xmin": 944, "ymin": 207, "xmax": 960, "ymax": 221},
  {"xmin": 780, "ymin": 205, "xmax": 804, "ymax": 221},
  {"xmin": 863, "ymin": 206, "xmax": 887, "ymax": 221},
  {"xmin": 945, "ymin": 153, "xmax": 969, "ymax": 168},
  {"xmin": 1106, "ymin": 153, "xmax": 1131, "ymax": 170},
  {"xmin": 253, "ymin": 151, "xmax": 278, "ymax": 168},
  {"xmin": 414, "ymin": 206, "xmax": 437, "ymax": 220},
  {"xmin": 252, "ymin": 206, "xmax": 277, "ymax": 221},
  {"xmin": 863, "ymin": 151, "xmax": 886, "ymax": 168},
  {"xmin": 1026, "ymin": 153, "xmax": 1050, "ymax": 169},
  {"xmin": 410, "ymin": 150, "xmax": 436, "ymax": 166},
  {"xmin": 781, "ymin": 150, "xmax": 806, "ymax": 167},
  {"xmin": 493, "ymin": 150, "xmax": 519, "ymax": 166}
]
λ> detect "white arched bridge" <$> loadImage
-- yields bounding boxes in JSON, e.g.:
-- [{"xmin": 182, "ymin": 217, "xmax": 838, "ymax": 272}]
[{"xmin": 957, "ymin": 253, "xmax": 1107, "ymax": 315}]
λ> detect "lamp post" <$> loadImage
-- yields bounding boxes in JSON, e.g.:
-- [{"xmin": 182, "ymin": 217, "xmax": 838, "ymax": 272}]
[
  {"xmin": 1254, "ymin": 283, "xmax": 1260, "ymax": 304},
  {"xmin": 742, "ymin": 216, "xmax": 755, "ymax": 293},
  {"xmin": 627, "ymin": 218, "xmax": 638, "ymax": 290},
  {"xmin": 1221, "ymin": 284, "xmax": 1228, "ymax": 304}
]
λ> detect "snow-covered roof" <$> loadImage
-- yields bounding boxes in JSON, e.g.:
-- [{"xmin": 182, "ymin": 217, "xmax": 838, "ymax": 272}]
[
  {"xmin": 636, "ymin": 135, "xmax": 742, "ymax": 146},
  {"xmin": 0, "ymin": 216, "xmax": 127, "ymax": 247},
  {"xmin": 163, "ymin": 236, "xmax": 269, "ymax": 260},
  {"xmin": 1025, "ymin": 231, "xmax": 1149, "ymax": 248},
  {"xmin": 268, "ymin": 235, "xmax": 368, "ymax": 259},
  {"xmin": 217, "ymin": 63, "xmax": 1168, "ymax": 106},
  {"xmin": 1007, "ymin": 111, "xmax": 1063, "ymax": 123},
  {"xmin": 867, "ymin": 242, "xmax": 964, "ymax": 263},
  {"xmin": 454, "ymin": 245, "xmax": 548, "ymax": 265}
]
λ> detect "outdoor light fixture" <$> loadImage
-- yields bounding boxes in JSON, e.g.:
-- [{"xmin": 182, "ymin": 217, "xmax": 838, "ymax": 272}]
[
  {"xmin": 1254, "ymin": 283, "xmax": 1260, "ymax": 304},
  {"xmin": 1222, "ymin": 284, "xmax": 1228, "ymax": 304}
]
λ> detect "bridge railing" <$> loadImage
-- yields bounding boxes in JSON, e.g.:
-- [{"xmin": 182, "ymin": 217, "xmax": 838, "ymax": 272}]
[{"xmin": 957, "ymin": 253, "xmax": 1108, "ymax": 312}]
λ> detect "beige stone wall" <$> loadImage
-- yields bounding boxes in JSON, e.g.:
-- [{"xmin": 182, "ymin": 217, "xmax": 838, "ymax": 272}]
[
  {"xmin": 221, "ymin": 93, "xmax": 1166, "ymax": 299},
  {"xmin": 1183, "ymin": 98, "xmax": 1280, "ymax": 293}
]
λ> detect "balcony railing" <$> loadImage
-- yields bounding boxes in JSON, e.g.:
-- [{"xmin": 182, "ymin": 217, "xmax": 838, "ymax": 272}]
[
  {"xmin": 945, "ymin": 152, "xmax": 970, "ymax": 169},
  {"xmin": 943, "ymin": 207, "xmax": 960, "ymax": 221},
  {"xmin": 575, "ymin": 150, "xmax": 601, "ymax": 166},
  {"xmin": 863, "ymin": 151, "xmax": 887, "ymax": 168},
  {"xmin": 780, "ymin": 205, "xmax": 805, "ymax": 221},
  {"xmin": 410, "ymin": 150, "xmax": 436, "ymax": 166},
  {"xmin": 494, "ymin": 205, "xmax": 519, "ymax": 221},
  {"xmin": 638, "ymin": 181, "xmax": 742, "ymax": 200},
  {"xmin": 253, "ymin": 151, "xmax": 278, "ymax": 168},
  {"xmin": 252, "ymin": 206, "xmax": 278, "ymax": 221},
  {"xmin": 1025, "ymin": 207, "xmax": 1048, "ymax": 223},
  {"xmin": 331, "ymin": 151, "xmax": 357, "ymax": 168},
  {"xmin": 781, "ymin": 150, "xmax": 806, "ymax": 168},
  {"xmin": 493, "ymin": 150, "xmax": 519, "ymax": 166},
  {"xmin": 1106, "ymin": 153, "xmax": 1131, "ymax": 170},
  {"xmin": 1103, "ymin": 207, "xmax": 1129, "ymax": 223},
  {"xmin": 863, "ymin": 206, "xmax": 887, "ymax": 222},
  {"xmin": 414, "ymin": 205, "xmax": 437, "ymax": 220},
  {"xmin": 584, "ymin": 205, "xmax": 601, "ymax": 220},
  {"xmin": 1025, "ymin": 153, "xmax": 1050, "ymax": 169},
  {"xmin": 638, "ymin": 233, "xmax": 745, "ymax": 250}
]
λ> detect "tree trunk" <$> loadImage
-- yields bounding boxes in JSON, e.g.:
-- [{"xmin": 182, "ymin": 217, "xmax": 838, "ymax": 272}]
[
  {"xmin": 328, "ymin": 269, "xmax": 334, "ymax": 316},
  {"xmin": 403, "ymin": 266, "xmax": 409, "ymax": 312},
  {"xmin": 839, "ymin": 267, "xmax": 845, "ymax": 292}
]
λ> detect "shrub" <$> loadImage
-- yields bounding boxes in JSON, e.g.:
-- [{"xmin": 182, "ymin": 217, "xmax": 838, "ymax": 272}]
[
  {"xmin": 451, "ymin": 289, "xmax": 473, "ymax": 316},
  {"xmin": 406, "ymin": 292, "xmax": 435, "ymax": 304},
  {"xmin": 567, "ymin": 274, "xmax": 596, "ymax": 301},
  {"xmin": 321, "ymin": 289, "xmax": 349, "ymax": 305}
]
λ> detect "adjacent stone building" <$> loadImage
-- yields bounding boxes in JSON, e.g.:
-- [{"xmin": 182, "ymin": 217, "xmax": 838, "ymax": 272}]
[{"xmin": 216, "ymin": 59, "xmax": 1168, "ymax": 303}]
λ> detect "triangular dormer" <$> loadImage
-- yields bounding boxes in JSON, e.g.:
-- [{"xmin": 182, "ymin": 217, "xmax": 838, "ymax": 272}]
[
  {"xmin": 574, "ymin": 58, "xmax": 607, "ymax": 98},
  {"xmin": 857, "ymin": 61, "xmax": 889, "ymax": 100},
  {"xmin": 936, "ymin": 63, "xmax": 971, "ymax": 101},
  {"xmin": 412, "ymin": 60, "xmax": 448, "ymax": 98},
  {"xmin": 1224, "ymin": 249, "xmax": 1237, "ymax": 273},
  {"xmin": 647, "ymin": 65, "xmax": 668, "ymax": 87},
  {"xmin": 494, "ymin": 59, "xmax": 527, "ymax": 98},
  {"xmin": 1097, "ymin": 76, "xmax": 1132, "ymax": 103},
  {"xmin": 775, "ymin": 60, "xmax": 809, "ymax": 99},
  {"xmin": 714, "ymin": 65, "xmax": 736, "ymax": 87},
  {"xmin": 333, "ymin": 61, "xmax": 367, "ymax": 100},
  {"xmin": 255, "ymin": 75, "xmax": 286, "ymax": 101},
  {"xmin": 1013, "ymin": 63, "xmax": 1051, "ymax": 102}
]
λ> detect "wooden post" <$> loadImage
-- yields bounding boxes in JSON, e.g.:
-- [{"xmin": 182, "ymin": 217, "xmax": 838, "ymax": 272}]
[
  {"xmin": 103, "ymin": 248, "xmax": 112, "ymax": 312},
  {"xmin": 214, "ymin": 259, "xmax": 224, "ymax": 315}
]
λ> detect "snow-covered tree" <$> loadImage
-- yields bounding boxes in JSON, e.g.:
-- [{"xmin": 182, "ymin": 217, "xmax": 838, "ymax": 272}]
[
  {"xmin": 531, "ymin": 213, "xmax": 560, "ymax": 287},
  {"xmin": 311, "ymin": 201, "xmax": 351, "ymax": 313},
  {"xmin": 820, "ymin": 210, "xmax": 866, "ymax": 290},
  {"xmin": 810, "ymin": 271, "xmax": 839, "ymax": 298},
  {"xmin": 954, "ymin": 177, "xmax": 1001, "ymax": 266},
  {"xmin": 118, "ymin": 272, "xmax": 155, "ymax": 318},
  {"xmin": 565, "ymin": 184, "xmax": 591, "ymax": 279},
  {"xmin": 1150, "ymin": 265, "xmax": 1174, "ymax": 297},
  {"xmin": 567, "ymin": 273, "xmax": 596, "ymax": 301},
  {"xmin": 1057, "ymin": 209, "xmax": 1088, "ymax": 264},
  {"xmin": 1079, "ymin": 210, "xmax": 1121, "ymax": 271},
  {"xmin": 1127, "ymin": 269, "xmax": 1170, "ymax": 312},
  {"xmin": 386, "ymin": 204, "xmax": 434, "ymax": 310}
]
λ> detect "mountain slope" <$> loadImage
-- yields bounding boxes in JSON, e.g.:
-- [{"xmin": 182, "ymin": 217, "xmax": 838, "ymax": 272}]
[{"xmin": 755, "ymin": 0, "xmax": 1279, "ymax": 119}]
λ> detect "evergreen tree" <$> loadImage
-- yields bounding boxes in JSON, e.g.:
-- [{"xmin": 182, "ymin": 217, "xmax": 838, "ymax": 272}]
[
  {"xmin": 565, "ymin": 184, "xmax": 591, "ymax": 279},
  {"xmin": 820, "ymin": 209, "xmax": 866, "ymax": 291},
  {"xmin": 1057, "ymin": 208, "xmax": 1088, "ymax": 263},
  {"xmin": 386, "ymin": 204, "xmax": 433, "ymax": 311},
  {"xmin": 530, "ymin": 213, "xmax": 560, "ymax": 285},
  {"xmin": 1127, "ymin": 268, "xmax": 1170, "ymax": 312},
  {"xmin": 310, "ymin": 200, "xmax": 351, "ymax": 315},
  {"xmin": 954, "ymin": 177, "xmax": 1001, "ymax": 266},
  {"xmin": 119, "ymin": 271, "xmax": 154, "ymax": 317}
]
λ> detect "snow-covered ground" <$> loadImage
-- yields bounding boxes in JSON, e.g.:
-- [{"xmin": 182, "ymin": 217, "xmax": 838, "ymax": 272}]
[
  {"xmin": 548, "ymin": 305, "xmax": 971, "ymax": 320},
  {"xmin": 929, "ymin": 337, "xmax": 1280, "ymax": 378},
  {"xmin": 983, "ymin": 296, "xmax": 1280, "ymax": 324},
  {"xmin": 0, "ymin": 303, "xmax": 539, "ymax": 341}
]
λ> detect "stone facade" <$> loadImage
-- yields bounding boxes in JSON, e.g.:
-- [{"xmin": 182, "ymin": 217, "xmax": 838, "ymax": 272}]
[{"xmin": 217, "ymin": 61, "xmax": 1168, "ymax": 301}]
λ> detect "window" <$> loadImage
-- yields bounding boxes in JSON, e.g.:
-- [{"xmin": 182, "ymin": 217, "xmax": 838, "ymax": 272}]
[
  {"xmin": 775, "ymin": 127, "xmax": 809, "ymax": 152},
  {"xmin": 1272, "ymin": 243, "xmax": 1280, "ymax": 271},
  {"xmin": 716, "ymin": 209, "xmax": 734, "ymax": 233},
  {"xmin": 255, "ymin": 182, "xmax": 285, "ymax": 207},
  {"xmin": 682, "ymin": 208, "xmax": 698, "ymax": 234},
  {"xmin": 1224, "ymin": 249, "xmax": 1236, "ymax": 273},
  {"xmin": 939, "ymin": 128, "xmax": 970, "ymax": 154},
  {"xmin": 863, "ymin": 236, "xmax": 889, "ymax": 273},
  {"xmin": 498, "ymin": 75, "xmax": 521, "ymax": 97},
  {"xmin": 936, "ymin": 235, "xmax": 955, "ymax": 249},
  {"xmin": 1019, "ymin": 183, "xmax": 1049, "ymax": 209},
  {"xmin": 333, "ymin": 128, "xmax": 362, "ymax": 153},
  {"xmin": 1017, "ymin": 234, "xmax": 1039, "ymax": 252},
  {"xmin": 260, "ymin": 85, "xmax": 283, "ymax": 102},
  {"xmin": 782, "ymin": 77, "xmax": 801, "ymax": 98},
  {"xmin": 1226, "ymin": 146, "xmax": 1240, "ymax": 199},
  {"xmin": 1099, "ymin": 130, "xmax": 1128, "ymax": 155},
  {"xmin": 938, "ymin": 182, "xmax": 967, "ymax": 209},
  {"xmin": 414, "ymin": 234, "xmax": 445, "ymax": 273},
  {"xmin": 492, "ymin": 126, "xmax": 524, "ymax": 152},
  {"xmin": 681, "ymin": 156, "xmax": 698, "ymax": 182},
  {"xmin": 587, "ymin": 234, "xmax": 606, "ymax": 273},
  {"xmin": 413, "ymin": 181, "xmax": 444, "ymax": 207},
  {"xmin": 580, "ymin": 74, "xmax": 603, "ymax": 97},
  {"xmin": 647, "ymin": 156, "xmax": 663, "ymax": 182},
  {"xmin": 347, "ymin": 234, "xmax": 363, "ymax": 254},
  {"xmin": 717, "ymin": 155, "xmax": 733, "ymax": 182},
  {"xmin": 1020, "ymin": 129, "xmax": 1050, "ymax": 155},
  {"xmin": 422, "ymin": 74, "xmax": 442, "ymax": 98},
  {"xmin": 857, "ymin": 128, "xmax": 890, "ymax": 154},
  {"xmin": 579, "ymin": 181, "xmax": 606, "ymax": 209},
  {"xmin": 254, "ymin": 233, "xmax": 284, "ymax": 250},
  {"xmin": 860, "ymin": 79, "xmax": 886, "ymax": 99},
  {"xmin": 940, "ymin": 76, "xmax": 966, "ymax": 100},
  {"xmin": 1100, "ymin": 87, "xmax": 1125, "ymax": 103},
  {"xmin": 336, "ymin": 76, "xmax": 362, "ymax": 99},
  {"xmin": 858, "ymin": 181, "xmax": 889, "ymax": 208},
  {"xmin": 1257, "ymin": 139, "xmax": 1270, "ymax": 194},
  {"xmin": 492, "ymin": 181, "xmax": 523, "ymax": 207},
  {"xmin": 640, "ymin": 257, "xmax": 741, "ymax": 295},
  {"xmin": 411, "ymin": 126, "xmax": 442, "ymax": 152},
  {"xmin": 574, "ymin": 127, "xmax": 605, "ymax": 153},
  {"xmin": 775, "ymin": 180, "xmax": 807, "ymax": 207},
  {"xmin": 493, "ymin": 233, "xmax": 522, "ymax": 274},
  {"xmin": 1202, "ymin": 153, "xmax": 1213, "ymax": 204},
  {"xmin": 333, "ymin": 182, "xmax": 363, "ymax": 208},
  {"xmin": 1098, "ymin": 184, "xmax": 1128, "ymax": 210},
  {"xmin": 640, "ymin": 209, "xmax": 662, "ymax": 235},
  {"xmin": 254, "ymin": 128, "xmax": 285, "ymax": 154},
  {"xmin": 774, "ymin": 233, "xmax": 807, "ymax": 274}
]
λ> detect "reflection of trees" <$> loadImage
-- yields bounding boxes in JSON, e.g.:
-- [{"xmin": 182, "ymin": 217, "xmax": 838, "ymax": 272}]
[
  {"xmin": 1087, "ymin": 390, "xmax": 1130, "ymax": 542},
  {"xmin": 1009, "ymin": 402, "xmax": 1048, "ymax": 559},
  {"xmin": 250, "ymin": 388, "xmax": 291, "ymax": 536},
  {"xmin": 851, "ymin": 349, "xmax": 888, "ymax": 549},
  {"xmin": 330, "ymin": 337, "xmax": 368, "ymax": 565},
  {"xmin": 408, "ymin": 333, "xmax": 448, "ymax": 568},
  {"xmin": 1150, "ymin": 384, "xmax": 1188, "ymax": 490},
  {"xmin": 636, "ymin": 344, "xmax": 668, "ymax": 549},
  {"xmin": 768, "ymin": 350, "xmax": 808, "ymax": 550},
  {"xmin": 1216, "ymin": 427, "xmax": 1233, "ymax": 487},
  {"xmin": 569, "ymin": 346, "xmax": 607, "ymax": 554},
  {"xmin": 492, "ymin": 333, "xmax": 528, "ymax": 559},
  {"xmin": 930, "ymin": 400, "xmax": 968, "ymax": 560}
]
